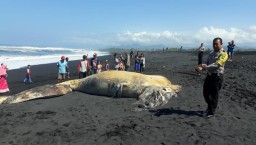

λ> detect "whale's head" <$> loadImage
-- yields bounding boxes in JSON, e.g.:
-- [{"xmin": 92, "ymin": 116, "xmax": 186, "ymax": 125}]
[{"xmin": 133, "ymin": 85, "xmax": 181, "ymax": 111}]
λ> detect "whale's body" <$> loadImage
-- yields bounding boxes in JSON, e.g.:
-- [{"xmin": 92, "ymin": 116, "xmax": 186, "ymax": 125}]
[{"xmin": 1, "ymin": 71, "xmax": 181, "ymax": 110}]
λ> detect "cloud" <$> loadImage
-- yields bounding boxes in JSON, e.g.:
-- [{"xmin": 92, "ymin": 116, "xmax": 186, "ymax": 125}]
[
  {"xmin": 67, "ymin": 25, "xmax": 256, "ymax": 48},
  {"xmin": 195, "ymin": 26, "xmax": 256, "ymax": 46},
  {"xmin": 116, "ymin": 31, "xmax": 184, "ymax": 46}
]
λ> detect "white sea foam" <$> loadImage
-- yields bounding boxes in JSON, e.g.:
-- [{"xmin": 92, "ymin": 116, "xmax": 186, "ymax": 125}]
[{"xmin": 0, "ymin": 46, "xmax": 109, "ymax": 70}]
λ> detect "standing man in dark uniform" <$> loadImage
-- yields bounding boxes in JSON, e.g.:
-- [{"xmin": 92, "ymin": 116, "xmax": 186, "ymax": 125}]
[{"xmin": 196, "ymin": 37, "xmax": 228, "ymax": 118}]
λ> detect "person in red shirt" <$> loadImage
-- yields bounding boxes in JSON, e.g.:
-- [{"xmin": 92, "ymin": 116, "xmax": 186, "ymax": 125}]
[{"xmin": 23, "ymin": 65, "xmax": 32, "ymax": 84}]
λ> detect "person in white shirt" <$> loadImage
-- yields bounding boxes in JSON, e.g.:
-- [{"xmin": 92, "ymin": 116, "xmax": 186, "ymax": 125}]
[
  {"xmin": 78, "ymin": 55, "xmax": 90, "ymax": 78},
  {"xmin": 198, "ymin": 43, "xmax": 205, "ymax": 65},
  {"xmin": 140, "ymin": 53, "xmax": 145, "ymax": 73}
]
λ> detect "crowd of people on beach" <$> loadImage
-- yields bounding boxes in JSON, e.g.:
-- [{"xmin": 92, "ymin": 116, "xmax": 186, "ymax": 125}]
[
  {"xmin": 56, "ymin": 51, "xmax": 146, "ymax": 82},
  {"xmin": 0, "ymin": 39, "xmax": 237, "ymax": 119},
  {"xmin": 0, "ymin": 51, "xmax": 147, "ymax": 93}
]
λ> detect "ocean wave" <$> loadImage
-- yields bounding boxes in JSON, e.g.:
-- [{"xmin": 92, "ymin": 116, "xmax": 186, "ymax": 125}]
[
  {"xmin": 0, "ymin": 46, "xmax": 109, "ymax": 69},
  {"xmin": 0, "ymin": 45, "xmax": 87, "ymax": 53}
]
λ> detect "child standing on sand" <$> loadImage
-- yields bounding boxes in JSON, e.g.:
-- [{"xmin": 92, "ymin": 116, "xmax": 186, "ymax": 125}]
[
  {"xmin": 118, "ymin": 58, "xmax": 125, "ymax": 71},
  {"xmin": 24, "ymin": 65, "xmax": 32, "ymax": 84},
  {"xmin": 97, "ymin": 61, "xmax": 102, "ymax": 73}
]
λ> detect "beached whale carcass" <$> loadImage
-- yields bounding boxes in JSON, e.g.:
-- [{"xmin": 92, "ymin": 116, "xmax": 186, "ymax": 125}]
[{"xmin": 0, "ymin": 71, "xmax": 181, "ymax": 110}]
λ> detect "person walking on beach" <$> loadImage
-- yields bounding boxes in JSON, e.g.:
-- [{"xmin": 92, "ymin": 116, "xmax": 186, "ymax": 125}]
[
  {"xmin": 124, "ymin": 52, "xmax": 130, "ymax": 71},
  {"xmin": 134, "ymin": 51, "xmax": 141, "ymax": 72},
  {"xmin": 78, "ymin": 55, "xmax": 90, "ymax": 79},
  {"xmin": 23, "ymin": 65, "xmax": 32, "ymax": 84},
  {"xmin": 198, "ymin": 43, "xmax": 205, "ymax": 65},
  {"xmin": 57, "ymin": 56, "xmax": 68, "ymax": 83},
  {"xmin": 197, "ymin": 37, "xmax": 228, "ymax": 118},
  {"xmin": 140, "ymin": 53, "xmax": 145, "ymax": 73},
  {"xmin": 0, "ymin": 63, "xmax": 9, "ymax": 93},
  {"xmin": 228, "ymin": 40, "xmax": 235, "ymax": 61},
  {"xmin": 66, "ymin": 57, "xmax": 70, "ymax": 79},
  {"xmin": 105, "ymin": 60, "xmax": 109, "ymax": 71},
  {"xmin": 91, "ymin": 53, "xmax": 99, "ymax": 74}
]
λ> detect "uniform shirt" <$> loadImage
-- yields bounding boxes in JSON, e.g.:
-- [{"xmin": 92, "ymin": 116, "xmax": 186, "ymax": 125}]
[
  {"xmin": 57, "ymin": 60, "xmax": 67, "ymax": 74},
  {"xmin": 205, "ymin": 48, "xmax": 228, "ymax": 74}
]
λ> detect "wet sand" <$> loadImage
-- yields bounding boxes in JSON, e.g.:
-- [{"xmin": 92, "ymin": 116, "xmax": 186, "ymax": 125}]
[{"xmin": 0, "ymin": 51, "xmax": 256, "ymax": 145}]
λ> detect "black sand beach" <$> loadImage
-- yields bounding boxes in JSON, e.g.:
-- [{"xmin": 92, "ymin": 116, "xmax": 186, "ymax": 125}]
[{"xmin": 0, "ymin": 51, "xmax": 256, "ymax": 145}]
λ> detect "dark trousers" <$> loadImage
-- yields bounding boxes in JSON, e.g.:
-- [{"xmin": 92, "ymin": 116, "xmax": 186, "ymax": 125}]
[
  {"xmin": 227, "ymin": 49, "xmax": 230, "ymax": 58},
  {"xmin": 79, "ymin": 72, "xmax": 87, "ymax": 79},
  {"xmin": 92, "ymin": 69, "xmax": 97, "ymax": 74},
  {"xmin": 140, "ymin": 63, "xmax": 144, "ymax": 72},
  {"xmin": 198, "ymin": 52, "xmax": 204, "ymax": 65},
  {"xmin": 230, "ymin": 50, "xmax": 234, "ymax": 59},
  {"xmin": 203, "ymin": 74, "xmax": 223, "ymax": 115}
]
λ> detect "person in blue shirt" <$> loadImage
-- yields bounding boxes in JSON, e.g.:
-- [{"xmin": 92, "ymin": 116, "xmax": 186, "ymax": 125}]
[
  {"xmin": 57, "ymin": 56, "xmax": 67, "ymax": 83},
  {"xmin": 228, "ymin": 40, "xmax": 235, "ymax": 61},
  {"xmin": 227, "ymin": 42, "xmax": 231, "ymax": 58}
]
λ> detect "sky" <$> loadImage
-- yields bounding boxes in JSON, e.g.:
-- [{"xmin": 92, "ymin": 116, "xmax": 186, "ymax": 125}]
[{"xmin": 0, "ymin": 0, "xmax": 256, "ymax": 49}]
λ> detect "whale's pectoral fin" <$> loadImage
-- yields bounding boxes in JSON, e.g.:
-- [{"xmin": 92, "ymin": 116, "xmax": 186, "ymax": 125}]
[
  {"xmin": 132, "ymin": 86, "xmax": 177, "ymax": 111},
  {"xmin": 1, "ymin": 84, "xmax": 73, "ymax": 104}
]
